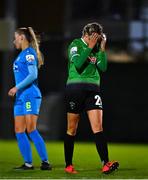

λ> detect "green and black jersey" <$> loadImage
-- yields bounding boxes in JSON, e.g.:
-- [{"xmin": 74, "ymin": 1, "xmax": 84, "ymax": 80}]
[{"xmin": 67, "ymin": 38, "xmax": 107, "ymax": 86}]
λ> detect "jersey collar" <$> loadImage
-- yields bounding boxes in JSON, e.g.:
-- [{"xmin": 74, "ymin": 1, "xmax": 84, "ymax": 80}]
[{"xmin": 81, "ymin": 38, "xmax": 88, "ymax": 46}]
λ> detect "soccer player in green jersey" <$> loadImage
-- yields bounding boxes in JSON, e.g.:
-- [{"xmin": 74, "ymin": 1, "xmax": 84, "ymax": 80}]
[{"xmin": 64, "ymin": 22, "xmax": 119, "ymax": 174}]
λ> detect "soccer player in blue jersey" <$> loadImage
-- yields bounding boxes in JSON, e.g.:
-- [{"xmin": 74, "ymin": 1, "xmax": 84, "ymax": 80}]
[{"xmin": 8, "ymin": 27, "xmax": 52, "ymax": 170}]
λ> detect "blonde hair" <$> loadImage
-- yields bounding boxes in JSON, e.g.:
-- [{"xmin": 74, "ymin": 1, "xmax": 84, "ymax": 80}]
[{"xmin": 16, "ymin": 27, "xmax": 44, "ymax": 68}]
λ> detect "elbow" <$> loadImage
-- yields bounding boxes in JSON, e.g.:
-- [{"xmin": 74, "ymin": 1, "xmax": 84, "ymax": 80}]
[
  {"xmin": 72, "ymin": 58, "xmax": 84, "ymax": 71},
  {"xmin": 75, "ymin": 64, "xmax": 81, "ymax": 71},
  {"xmin": 32, "ymin": 74, "xmax": 37, "ymax": 81},
  {"xmin": 99, "ymin": 64, "xmax": 107, "ymax": 72},
  {"xmin": 102, "ymin": 66, "xmax": 107, "ymax": 72},
  {"xmin": 30, "ymin": 73, "xmax": 37, "ymax": 81},
  {"xmin": 34, "ymin": 72, "xmax": 37, "ymax": 79},
  {"xmin": 102, "ymin": 62, "xmax": 107, "ymax": 72},
  {"xmin": 75, "ymin": 66, "xmax": 82, "ymax": 74},
  {"xmin": 74, "ymin": 64, "xmax": 85, "ymax": 74},
  {"xmin": 74, "ymin": 63, "xmax": 82, "ymax": 72},
  {"xmin": 28, "ymin": 65, "xmax": 38, "ymax": 81}
]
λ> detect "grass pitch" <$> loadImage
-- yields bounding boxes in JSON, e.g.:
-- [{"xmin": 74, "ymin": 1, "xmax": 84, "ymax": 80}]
[{"xmin": 0, "ymin": 140, "xmax": 148, "ymax": 179}]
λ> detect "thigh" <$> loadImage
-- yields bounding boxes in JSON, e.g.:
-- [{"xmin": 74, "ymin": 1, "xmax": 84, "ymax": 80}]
[
  {"xmin": 87, "ymin": 109, "xmax": 103, "ymax": 133},
  {"xmin": 14, "ymin": 116, "xmax": 26, "ymax": 133}
]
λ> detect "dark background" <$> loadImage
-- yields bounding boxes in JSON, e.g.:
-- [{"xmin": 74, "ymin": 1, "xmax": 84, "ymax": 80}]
[{"xmin": 1, "ymin": 0, "xmax": 148, "ymax": 142}]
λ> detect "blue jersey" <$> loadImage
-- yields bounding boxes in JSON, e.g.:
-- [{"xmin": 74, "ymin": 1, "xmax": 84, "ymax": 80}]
[{"xmin": 13, "ymin": 47, "xmax": 41, "ymax": 99}]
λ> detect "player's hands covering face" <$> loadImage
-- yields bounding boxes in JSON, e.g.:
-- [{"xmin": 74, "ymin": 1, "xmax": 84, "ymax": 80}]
[{"xmin": 88, "ymin": 33, "xmax": 100, "ymax": 49}]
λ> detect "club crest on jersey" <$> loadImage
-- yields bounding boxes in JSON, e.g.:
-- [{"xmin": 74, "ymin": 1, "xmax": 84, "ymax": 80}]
[
  {"xmin": 69, "ymin": 101, "xmax": 76, "ymax": 110},
  {"xmin": 13, "ymin": 63, "xmax": 18, "ymax": 72},
  {"xmin": 88, "ymin": 56, "xmax": 97, "ymax": 64},
  {"xmin": 26, "ymin": 54, "xmax": 35, "ymax": 62},
  {"xmin": 70, "ymin": 47, "xmax": 77, "ymax": 55}
]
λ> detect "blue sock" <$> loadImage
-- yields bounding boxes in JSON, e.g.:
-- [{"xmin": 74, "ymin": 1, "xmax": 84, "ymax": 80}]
[
  {"xmin": 29, "ymin": 129, "xmax": 48, "ymax": 162},
  {"xmin": 16, "ymin": 132, "xmax": 32, "ymax": 164}
]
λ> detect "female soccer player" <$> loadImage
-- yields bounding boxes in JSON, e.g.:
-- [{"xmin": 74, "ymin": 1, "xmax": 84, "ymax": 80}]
[
  {"xmin": 8, "ymin": 27, "xmax": 52, "ymax": 170},
  {"xmin": 64, "ymin": 22, "xmax": 119, "ymax": 174}
]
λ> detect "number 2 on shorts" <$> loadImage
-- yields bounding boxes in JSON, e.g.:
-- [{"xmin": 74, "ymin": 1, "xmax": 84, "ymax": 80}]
[{"xmin": 94, "ymin": 95, "xmax": 102, "ymax": 106}]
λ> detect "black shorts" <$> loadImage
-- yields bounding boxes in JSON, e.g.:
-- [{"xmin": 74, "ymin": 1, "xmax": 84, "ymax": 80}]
[{"xmin": 65, "ymin": 83, "xmax": 103, "ymax": 113}]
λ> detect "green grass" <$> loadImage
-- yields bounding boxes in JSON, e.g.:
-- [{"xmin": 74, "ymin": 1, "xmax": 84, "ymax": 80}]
[{"xmin": 0, "ymin": 141, "xmax": 148, "ymax": 179}]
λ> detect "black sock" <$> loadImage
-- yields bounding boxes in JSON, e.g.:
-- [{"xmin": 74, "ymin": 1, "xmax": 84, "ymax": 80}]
[
  {"xmin": 64, "ymin": 133, "xmax": 75, "ymax": 167},
  {"xmin": 94, "ymin": 131, "xmax": 109, "ymax": 165}
]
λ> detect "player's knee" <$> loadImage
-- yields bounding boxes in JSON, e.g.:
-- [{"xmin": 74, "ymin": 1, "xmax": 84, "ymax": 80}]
[
  {"xmin": 26, "ymin": 126, "xmax": 36, "ymax": 133},
  {"xmin": 67, "ymin": 128, "xmax": 77, "ymax": 136},
  {"xmin": 91, "ymin": 126, "xmax": 103, "ymax": 133},
  {"xmin": 15, "ymin": 126, "xmax": 25, "ymax": 133}
]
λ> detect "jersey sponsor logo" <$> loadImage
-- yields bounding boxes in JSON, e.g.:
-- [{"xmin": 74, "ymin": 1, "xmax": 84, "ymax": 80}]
[
  {"xmin": 70, "ymin": 47, "xmax": 77, "ymax": 55},
  {"xmin": 26, "ymin": 54, "xmax": 35, "ymax": 62},
  {"xmin": 88, "ymin": 56, "xmax": 97, "ymax": 64}
]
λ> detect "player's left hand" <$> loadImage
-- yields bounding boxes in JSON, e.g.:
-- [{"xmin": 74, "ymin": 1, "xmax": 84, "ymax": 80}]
[{"xmin": 8, "ymin": 87, "xmax": 18, "ymax": 97}]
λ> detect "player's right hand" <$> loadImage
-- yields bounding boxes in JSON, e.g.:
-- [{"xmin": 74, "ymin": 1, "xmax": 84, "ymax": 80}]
[
  {"xmin": 8, "ymin": 87, "xmax": 18, "ymax": 97},
  {"xmin": 88, "ymin": 33, "xmax": 99, "ymax": 49}
]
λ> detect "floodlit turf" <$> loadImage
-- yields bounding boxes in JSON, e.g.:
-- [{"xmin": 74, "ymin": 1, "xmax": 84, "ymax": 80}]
[{"xmin": 0, "ymin": 141, "xmax": 148, "ymax": 179}]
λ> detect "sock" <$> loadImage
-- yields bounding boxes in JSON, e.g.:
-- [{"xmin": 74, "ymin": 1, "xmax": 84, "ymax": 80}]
[
  {"xmin": 16, "ymin": 132, "xmax": 32, "ymax": 164},
  {"xmin": 64, "ymin": 133, "xmax": 75, "ymax": 167},
  {"xmin": 94, "ymin": 131, "xmax": 109, "ymax": 165},
  {"xmin": 29, "ymin": 129, "xmax": 48, "ymax": 162}
]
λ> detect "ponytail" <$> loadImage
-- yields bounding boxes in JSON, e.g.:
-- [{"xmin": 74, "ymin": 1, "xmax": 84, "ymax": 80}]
[{"xmin": 28, "ymin": 27, "xmax": 44, "ymax": 68}]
